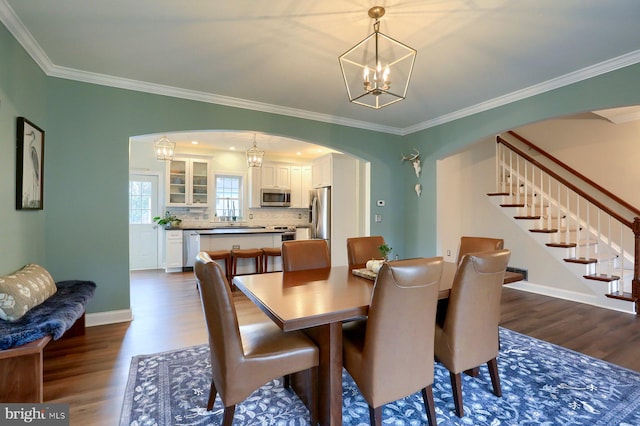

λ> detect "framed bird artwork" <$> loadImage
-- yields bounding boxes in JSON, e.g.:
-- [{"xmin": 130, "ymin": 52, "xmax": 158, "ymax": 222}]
[{"xmin": 16, "ymin": 117, "xmax": 45, "ymax": 210}]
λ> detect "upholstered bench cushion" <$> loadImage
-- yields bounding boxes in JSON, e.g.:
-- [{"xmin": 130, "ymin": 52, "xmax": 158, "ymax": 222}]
[
  {"xmin": 0, "ymin": 264, "xmax": 58, "ymax": 322},
  {"xmin": 0, "ymin": 280, "xmax": 96, "ymax": 350}
]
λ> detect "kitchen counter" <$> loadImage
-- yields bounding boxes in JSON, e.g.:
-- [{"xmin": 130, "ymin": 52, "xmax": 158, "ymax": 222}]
[{"xmin": 196, "ymin": 228, "xmax": 284, "ymax": 235}]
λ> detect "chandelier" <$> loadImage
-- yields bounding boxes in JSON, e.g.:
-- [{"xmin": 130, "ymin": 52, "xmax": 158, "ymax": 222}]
[
  {"xmin": 246, "ymin": 133, "xmax": 265, "ymax": 167},
  {"xmin": 339, "ymin": 6, "xmax": 416, "ymax": 109},
  {"xmin": 154, "ymin": 135, "xmax": 175, "ymax": 161}
]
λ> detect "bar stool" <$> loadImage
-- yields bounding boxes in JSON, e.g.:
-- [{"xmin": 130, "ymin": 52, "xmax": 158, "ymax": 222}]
[
  {"xmin": 261, "ymin": 247, "xmax": 282, "ymax": 273},
  {"xmin": 231, "ymin": 248, "xmax": 263, "ymax": 279},
  {"xmin": 204, "ymin": 250, "xmax": 232, "ymax": 282}
]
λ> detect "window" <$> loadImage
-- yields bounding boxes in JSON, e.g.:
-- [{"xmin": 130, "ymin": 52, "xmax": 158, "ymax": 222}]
[
  {"xmin": 129, "ymin": 180, "xmax": 153, "ymax": 224},
  {"xmin": 215, "ymin": 175, "xmax": 243, "ymax": 219}
]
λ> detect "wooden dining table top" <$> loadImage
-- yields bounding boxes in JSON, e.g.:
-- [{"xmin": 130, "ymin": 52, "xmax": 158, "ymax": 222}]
[{"xmin": 232, "ymin": 262, "xmax": 458, "ymax": 332}]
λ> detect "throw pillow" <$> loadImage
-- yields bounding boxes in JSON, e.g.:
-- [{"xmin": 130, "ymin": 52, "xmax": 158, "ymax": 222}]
[{"xmin": 0, "ymin": 264, "xmax": 58, "ymax": 322}]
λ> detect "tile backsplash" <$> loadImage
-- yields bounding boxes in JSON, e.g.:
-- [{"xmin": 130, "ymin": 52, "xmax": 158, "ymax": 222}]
[{"xmin": 168, "ymin": 207, "xmax": 309, "ymax": 228}]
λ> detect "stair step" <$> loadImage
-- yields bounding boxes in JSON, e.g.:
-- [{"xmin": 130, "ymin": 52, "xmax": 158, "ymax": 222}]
[
  {"xmin": 565, "ymin": 257, "xmax": 597, "ymax": 264},
  {"xmin": 515, "ymin": 216, "xmax": 542, "ymax": 220},
  {"xmin": 546, "ymin": 242, "xmax": 576, "ymax": 248},
  {"xmin": 605, "ymin": 291, "xmax": 637, "ymax": 302},
  {"xmin": 487, "ymin": 192, "xmax": 510, "ymax": 196},
  {"xmin": 530, "ymin": 228, "xmax": 558, "ymax": 233},
  {"xmin": 501, "ymin": 203, "xmax": 525, "ymax": 208},
  {"xmin": 584, "ymin": 273, "xmax": 621, "ymax": 282}
]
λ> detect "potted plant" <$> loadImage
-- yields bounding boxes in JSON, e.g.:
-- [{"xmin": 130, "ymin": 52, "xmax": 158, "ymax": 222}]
[
  {"xmin": 378, "ymin": 243, "xmax": 392, "ymax": 260},
  {"xmin": 153, "ymin": 211, "xmax": 182, "ymax": 229}
]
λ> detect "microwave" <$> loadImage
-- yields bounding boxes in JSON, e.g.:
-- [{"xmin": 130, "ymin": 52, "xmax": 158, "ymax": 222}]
[{"xmin": 261, "ymin": 188, "xmax": 291, "ymax": 207}]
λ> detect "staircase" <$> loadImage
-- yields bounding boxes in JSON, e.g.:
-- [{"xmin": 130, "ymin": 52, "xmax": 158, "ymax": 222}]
[{"xmin": 488, "ymin": 131, "xmax": 639, "ymax": 314}]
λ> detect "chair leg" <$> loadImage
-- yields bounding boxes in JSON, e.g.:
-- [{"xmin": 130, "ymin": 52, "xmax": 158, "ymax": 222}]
[
  {"xmin": 222, "ymin": 405, "xmax": 236, "ymax": 426},
  {"xmin": 283, "ymin": 374, "xmax": 291, "ymax": 389},
  {"xmin": 487, "ymin": 358, "xmax": 502, "ymax": 397},
  {"xmin": 421, "ymin": 385, "xmax": 437, "ymax": 426},
  {"xmin": 368, "ymin": 405, "xmax": 382, "ymax": 426},
  {"xmin": 450, "ymin": 371, "xmax": 464, "ymax": 417},
  {"xmin": 207, "ymin": 379, "xmax": 217, "ymax": 410},
  {"xmin": 308, "ymin": 367, "xmax": 318, "ymax": 426},
  {"xmin": 464, "ymin": 367, "xmax": 480, "ymax": 377}
]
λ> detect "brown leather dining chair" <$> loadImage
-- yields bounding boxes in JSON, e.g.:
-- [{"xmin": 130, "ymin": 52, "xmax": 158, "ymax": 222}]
[
  {"xmin": 456, "ymin": 236, "xmax": 504, "ymax": 264},
  {"xmin": 194, "ymin": 252, "xmax": 320, "ymax": 425},
  {"xmin": 434, "ymin": 249, "xmax": 511, "ymax": 417},
  {"xmin": 281, "ymin": 239, "xmax": 330, "ymax": 272},
  {"xmin": 342, "ymin": 257, "xmax": 444, "ymax": 426},
  {"xmin": 346, "ymin": 235, "xmax": 386, "ymax": 271}
]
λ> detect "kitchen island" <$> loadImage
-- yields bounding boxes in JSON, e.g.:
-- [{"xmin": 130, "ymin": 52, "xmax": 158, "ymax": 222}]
[{"xmin": 182, "ymin": 226, "xmax": 288, "ymax": 274}]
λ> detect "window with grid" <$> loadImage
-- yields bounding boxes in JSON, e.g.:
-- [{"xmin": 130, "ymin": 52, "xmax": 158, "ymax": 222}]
[
  {"xmin": 215, "ymin": 175, "xmax": 243, "ymax": 218},
  {"xmin": 129, "ymin": 180, "xmax": 153, "ymax": 224}
]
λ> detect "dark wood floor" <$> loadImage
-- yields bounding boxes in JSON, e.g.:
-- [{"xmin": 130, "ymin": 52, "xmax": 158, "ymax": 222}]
[{"xmin": 42, "ymin": 270, "xmax": 640, "ymax": 425}]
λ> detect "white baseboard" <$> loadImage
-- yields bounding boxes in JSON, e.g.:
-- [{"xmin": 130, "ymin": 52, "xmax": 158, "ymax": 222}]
[
  {"xmin": 506, "ymin": 281, "xmax": 635, "ymax": 314},
  {"xmin": 86, "ymin": 309, "xmax": 133, "ymax": 327}
]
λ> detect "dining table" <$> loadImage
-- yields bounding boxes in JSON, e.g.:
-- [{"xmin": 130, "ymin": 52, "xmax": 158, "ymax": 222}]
[{"xmin": 232, "ymin": 261, "xmax": 521, "ymax": 425}]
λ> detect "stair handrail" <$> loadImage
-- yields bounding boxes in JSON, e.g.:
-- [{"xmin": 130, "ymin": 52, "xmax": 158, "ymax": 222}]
[
  {"xmin": 506, "ymin": 131, "xmax": 640, "ymax": 217},
  {"xmin": 498, "ymin": 133, "xmax": 639, "ymax": 311},
  {"xmin": 497, "ymin": 134, "xmax": 634, "ymax": 228}
]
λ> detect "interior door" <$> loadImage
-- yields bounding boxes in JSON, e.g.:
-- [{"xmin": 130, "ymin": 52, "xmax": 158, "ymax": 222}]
[{"xmin": 129, "ymin": 173, "xmax": 160, "ymax": 270}]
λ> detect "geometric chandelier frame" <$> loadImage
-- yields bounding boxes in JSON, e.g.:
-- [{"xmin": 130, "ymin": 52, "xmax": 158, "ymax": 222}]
[{"xmin": 339, "ymin": 6, "xmax": 416, "ymax": 109}]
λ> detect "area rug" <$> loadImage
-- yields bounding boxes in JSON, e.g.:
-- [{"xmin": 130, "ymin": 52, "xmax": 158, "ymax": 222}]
[{"xmin": 120, "ymin": 328, "xmax": 640, "ymax": 425}]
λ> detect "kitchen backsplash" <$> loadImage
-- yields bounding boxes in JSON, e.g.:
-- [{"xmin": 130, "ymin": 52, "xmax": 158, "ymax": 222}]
[{"xmin": 167, "ymin": 207, "xmax": 310, "ymax": 228}]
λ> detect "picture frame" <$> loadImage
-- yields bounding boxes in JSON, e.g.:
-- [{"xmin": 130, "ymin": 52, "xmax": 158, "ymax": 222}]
[{"xmin": 16, "ymin": 117, "xmax": 45, "ymax": 210}]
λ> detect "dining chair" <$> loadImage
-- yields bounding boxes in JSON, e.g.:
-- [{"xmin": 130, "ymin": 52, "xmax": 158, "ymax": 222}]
[
  {"xmin": 456, "ymin": 236, "xmax": 504, "ymax": 264},
  {"xmin": 281, "ymin": 239, "xmax": 330, "ymax": 272},
  {"xmin": 342, "ymin": 257, "xmax": 444, "ymax": 426},
  {"xmin": 434, "ymin": 249, "xmax": 511, "ymax": 417},
  {"xmin": 194, "ymin": 252, "xmax": 319, "ymax": 425},
  {"xmin": 346, "ymin": 236, "xmax": 386, "ymax": 271}
]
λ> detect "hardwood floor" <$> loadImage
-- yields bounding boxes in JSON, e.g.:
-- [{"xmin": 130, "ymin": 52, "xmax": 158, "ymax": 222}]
[{"xmin": 42, "ymin": 270, "xmax": 640, "ymax": 425}]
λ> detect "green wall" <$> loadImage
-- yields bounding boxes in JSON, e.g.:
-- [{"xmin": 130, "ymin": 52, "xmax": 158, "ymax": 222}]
[{"xmin": 2, "ymin": 20, "xmax": 640, "ymax": 315}]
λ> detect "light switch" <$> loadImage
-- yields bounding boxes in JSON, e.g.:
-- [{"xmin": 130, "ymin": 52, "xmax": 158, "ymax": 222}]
[{"xmin": 375, "ymin": 214, "xmax": 382, "ymax": 223}]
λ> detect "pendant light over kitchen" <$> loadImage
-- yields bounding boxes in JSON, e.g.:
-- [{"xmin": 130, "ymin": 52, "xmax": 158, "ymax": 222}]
[
  {"xmin": 246, "ymin": 133, "xmax": 264, "ymax": 168},
  {"xmin": 154, "ymin": 135, "xmax": 175, "ymax": 161}
]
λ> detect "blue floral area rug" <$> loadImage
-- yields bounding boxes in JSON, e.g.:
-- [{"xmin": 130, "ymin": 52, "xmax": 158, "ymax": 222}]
[{"xmin": 120, "ymin": 328, "xmax": 640, "ymax": 425}]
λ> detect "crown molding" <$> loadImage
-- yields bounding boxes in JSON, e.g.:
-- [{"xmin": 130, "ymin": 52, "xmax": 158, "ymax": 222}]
[
  {"xmin": 403, "ymin": 49, "xmax": 640, "ymax": 135},
  {"xmin": 2, "ymin": 0, "xmax": 639, "ymax": 137}
]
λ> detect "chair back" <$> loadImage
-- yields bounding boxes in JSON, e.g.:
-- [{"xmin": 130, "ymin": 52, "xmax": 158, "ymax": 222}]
[
  {"xmin": 282, "ymin": 240, "xmax": 330, "ymax": 272},
  {"xmin": 362, "ymin": 257, "xmax": 443, "ymax": 404},
  {"xmin": 443, "ymin": 249, "xmax": 511, "ymax": 369},
  {"xmin": 456, "ymin": 236, "xmax": 504, "ymax": 264},
  {"xmin": 346, "ymin": 236, "xmax": 386, "ymax": 271},
  {"xmin": 194, "ymin": 251, "xmax": 245, "ymax": 400}
]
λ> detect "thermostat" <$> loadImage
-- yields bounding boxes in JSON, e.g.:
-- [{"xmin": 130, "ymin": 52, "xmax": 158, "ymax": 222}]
[{"xmin": 376, "ymin": 200, "xmax": 385, "ymax": 207}]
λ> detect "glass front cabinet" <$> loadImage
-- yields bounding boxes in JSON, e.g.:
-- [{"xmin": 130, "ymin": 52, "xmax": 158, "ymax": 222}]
[{"xmin": 166, "ymin": 158, "xmax": 210, "ymax": 206}]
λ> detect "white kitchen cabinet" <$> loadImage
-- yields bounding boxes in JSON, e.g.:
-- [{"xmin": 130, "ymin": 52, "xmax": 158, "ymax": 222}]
[
  {"xmin": 311, "ymin": 155, "xmax": 332, "ymax": 188},
  {"xmin": 290, "ymin": 164, "xmax": 312, "ymax": 208},
  {"xmin": 166, "ymin": 158, "xmax": 210, "ymax": 207},
  {"xmin": 247, "ymin": 166, "xmax": 262, "ymax": 208},
  {"xmin": 165, "ymin": 230, "xmax": 183, "ymax": 272},
  {"xmin": 261, "ymin": 163, "xmax": 291, "ymax": 189}
]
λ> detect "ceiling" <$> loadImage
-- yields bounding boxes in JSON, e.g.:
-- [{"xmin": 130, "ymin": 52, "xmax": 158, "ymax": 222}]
[{"xmin": 1, "ymin": 0, "xmax": 639, "ymax": 155}]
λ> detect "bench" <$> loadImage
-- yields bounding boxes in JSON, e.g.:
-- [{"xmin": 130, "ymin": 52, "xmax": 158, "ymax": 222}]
[{"xmin": 0, "ymin": 280, "xmax": 96, "ymax": 403}]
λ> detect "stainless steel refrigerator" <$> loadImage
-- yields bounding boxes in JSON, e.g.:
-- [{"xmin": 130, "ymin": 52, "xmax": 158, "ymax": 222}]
[{"xmin": 309, "ymin": 186, "xmax": 331, "ymax": 252}]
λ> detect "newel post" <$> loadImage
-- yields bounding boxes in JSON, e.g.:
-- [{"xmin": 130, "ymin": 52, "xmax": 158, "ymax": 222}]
[{"xmin": 633, "ymin": 217, "xmax": 640, "ymax": 314}]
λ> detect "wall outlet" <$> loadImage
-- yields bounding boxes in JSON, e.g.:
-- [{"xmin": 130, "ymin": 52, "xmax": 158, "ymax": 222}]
[
  {"xmin": 375, "ymin": 214, "xmax": 382, "ymax": 223},
  {"xmin": 232, "ymin": 245, "xmax": 240, "ymax": 250},
  {"xmin": 446, "ymin": 249, "xmax": 451, "ymax": 257}
]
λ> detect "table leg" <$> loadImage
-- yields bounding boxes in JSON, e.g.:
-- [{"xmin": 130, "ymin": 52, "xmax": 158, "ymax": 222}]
[{"xmin": 304, "ymin": 322, "xmax": 343, "ymax": 426}]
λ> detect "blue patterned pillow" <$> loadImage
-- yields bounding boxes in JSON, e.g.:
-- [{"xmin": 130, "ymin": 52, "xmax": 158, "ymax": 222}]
[{"xmin": 0, "ymin": 264, "xmax": 58, "ymax": 321}]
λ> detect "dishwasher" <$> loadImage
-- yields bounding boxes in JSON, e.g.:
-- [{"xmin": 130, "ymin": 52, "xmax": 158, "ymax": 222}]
[{"xmin": 183, "ymin": 230, "xmax": 200, "ymax": 270}]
